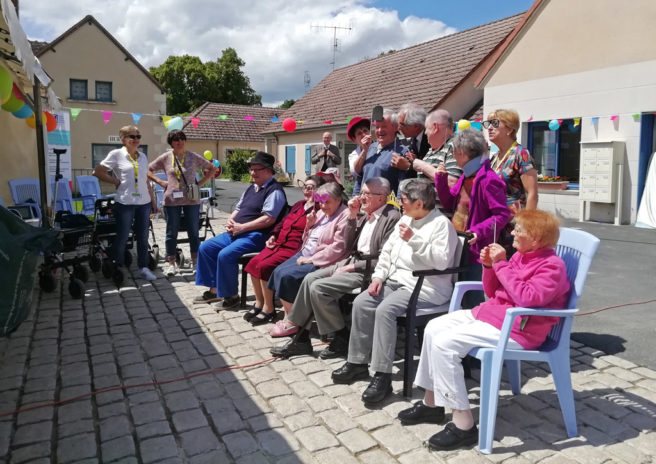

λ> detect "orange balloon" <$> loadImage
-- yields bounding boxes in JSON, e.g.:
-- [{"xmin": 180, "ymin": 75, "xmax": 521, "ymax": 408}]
[{"xmin": 45, "ymin": 112, "xmax": 57, "ymax": 132}]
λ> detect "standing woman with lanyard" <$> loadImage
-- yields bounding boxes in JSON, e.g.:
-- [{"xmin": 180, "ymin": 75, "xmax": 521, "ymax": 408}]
[
  {"xmin": 93, "ymin": 125, "xmax": 158, "ymax": 281},
  {"xmin": 148, "ymin": 129, "xmax": 216, "ymax": 276}
]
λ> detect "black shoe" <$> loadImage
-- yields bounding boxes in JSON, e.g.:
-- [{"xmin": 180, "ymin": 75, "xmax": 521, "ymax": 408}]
[
  {"xmin": 214, "ymin": 295, "xmax": 240, "ymax": 311},
  {"xmin": 270, "ymin": 338, "xmax": 313, "ymax": 358},
  {"xmin": 331, "ymin": 362, "xmax": 369, "ymax": 384},
  {"xmin": 193, "ymin": 290, "xmax": 219, "ymax": 304},
  {"xmin": 243, "ymin": 306, "xmax": 262, "ymax": 322},
  {"xmin": 319, "ymin": 333, "xmax": 348, "ymax": 359},
  {"xmin": 427, "ymin": 422, "xmax": 478, "ymax": 451},
  {"xmin": 361, "ymin": 372, "xmax": 392, "ymax": 404},
  {"xmin": 250, "ymin": 310, "xmax": 275, "ymax": 326},
  {"xmin": 398, "ymin": 401, "xmax": 445, "ymax": 425}
]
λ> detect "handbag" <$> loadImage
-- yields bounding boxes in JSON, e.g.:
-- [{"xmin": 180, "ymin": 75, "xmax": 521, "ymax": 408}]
[{"xmin": 173, "ymin": 154, "xmax": 199, "ymax": 200}]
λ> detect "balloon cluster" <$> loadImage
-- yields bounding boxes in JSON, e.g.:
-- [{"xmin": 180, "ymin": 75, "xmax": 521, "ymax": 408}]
[{"xmin": 0, "ymin": 66, "xmax": 58, "ymax": 131}]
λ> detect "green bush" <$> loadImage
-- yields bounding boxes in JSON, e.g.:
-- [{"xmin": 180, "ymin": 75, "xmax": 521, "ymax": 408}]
[
  {"xmin": 240, "ymin": 173, "xmax": 252, "ymax": 183},
  {"xmin": 225, "ymin": 149, "xmax": 254, "ymax": 181}
]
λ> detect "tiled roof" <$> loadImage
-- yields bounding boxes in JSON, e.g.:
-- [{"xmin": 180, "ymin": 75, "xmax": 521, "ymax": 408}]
[
  {"xmin": 183, "ymin": 102, "xmax": 280, "ymax": 142},
  {"xmin": 29, "ymin": 40, "xmax": 49, "ymax": 55},
  {"xmin": 263, "ymin": 12, "xmax": 524, "ymax": 134}
]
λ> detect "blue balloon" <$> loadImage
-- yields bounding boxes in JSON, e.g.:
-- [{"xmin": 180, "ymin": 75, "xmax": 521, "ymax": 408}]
[
  {"xmin": 12, "ymin": 104, "xmax": 33, "ymax": 119},
  {"xmin": 212, "ymin": 159, "xmax": 220, "ymax": 167},
  {"xmin": 548, "ymin": 119, "xmax": 560, "ymax": 131},
  {"xmin": 168, "ymin": 116, "xmax": 183, "ymax": 131}
]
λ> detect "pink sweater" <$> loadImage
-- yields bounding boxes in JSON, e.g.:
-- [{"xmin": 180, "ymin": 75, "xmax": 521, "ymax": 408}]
[{"xmin": 473, "ymin": 248, "xmax": 570, "ymax": 349}]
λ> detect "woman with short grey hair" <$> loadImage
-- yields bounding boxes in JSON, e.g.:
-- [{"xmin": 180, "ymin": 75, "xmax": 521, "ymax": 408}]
[
  {"xmin": 331, "ymin": 178, "xmax": 459, "ymax": 404},
  {"xmin": 451, "ymin": 128, "xmax": 489, "ymax": 161}
]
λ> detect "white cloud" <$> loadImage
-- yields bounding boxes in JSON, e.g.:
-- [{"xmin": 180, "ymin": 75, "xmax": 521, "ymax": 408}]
[{"xmin": 20, "ymin": 0, "xmax": 456, "ymax": 106}]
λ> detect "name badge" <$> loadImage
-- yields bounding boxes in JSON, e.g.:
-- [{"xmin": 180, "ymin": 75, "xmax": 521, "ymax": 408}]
[
  {"xmin": 131, "ymin": 193, "xmax": 141, "ymax": 197},
  {"xmin": 172, "ymin": 190, "xmax": 184, "ymax": 199}
]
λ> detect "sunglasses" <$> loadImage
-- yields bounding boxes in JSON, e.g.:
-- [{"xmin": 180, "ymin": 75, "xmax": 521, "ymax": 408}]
[
  {"xmin": 482, "ymin": 119, "xmax": 500, "ymax": 129},
  {"xmin": 125, "ymin": 134, "xmax": 142, "ymax": 140},
  {"xmin": 313, "ymin": 193, "xmax": 330, "ymax": 203}
]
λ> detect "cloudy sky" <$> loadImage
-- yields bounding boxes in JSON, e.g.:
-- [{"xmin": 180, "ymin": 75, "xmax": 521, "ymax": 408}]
[{"xmin": 20, "ymin": 0, "xmax": 532, "ymax": 107}]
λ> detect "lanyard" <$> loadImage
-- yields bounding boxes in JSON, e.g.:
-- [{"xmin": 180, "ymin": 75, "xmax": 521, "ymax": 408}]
[
  {"xmin": 172, "ymin": 151, "xmax": 186, "ymax": 188},
  {"xmin": 126, "ymin": 150, "xmax": 140, "ymax": 191},
  {"xmin": 492, "ymin": 141, "xmax": 518, "ymax": 172}
]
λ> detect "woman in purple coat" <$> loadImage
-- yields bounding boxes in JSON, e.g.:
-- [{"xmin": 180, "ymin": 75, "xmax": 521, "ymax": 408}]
[{"xmin": 435, "ymin": 129, "xmax": 510, "ymax": 307}]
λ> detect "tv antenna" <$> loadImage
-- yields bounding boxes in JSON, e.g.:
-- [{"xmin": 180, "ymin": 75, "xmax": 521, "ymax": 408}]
[
  {"xmin": 311, "ymin": 24, "xmax": 352, "ymax": 70},
  {"xmin": 304, "ymin": 71, "xmax": 311, "ymax": 93}
]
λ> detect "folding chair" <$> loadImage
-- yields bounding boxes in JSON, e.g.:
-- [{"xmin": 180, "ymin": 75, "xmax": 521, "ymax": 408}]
[{"xmin": 8, "ymin": 178, "xmax": 43, "ymax": 224}]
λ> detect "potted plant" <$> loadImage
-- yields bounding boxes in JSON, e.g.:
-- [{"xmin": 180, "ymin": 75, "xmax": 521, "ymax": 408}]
[{"xmin": 537, "ymin": 175, "xmax": 569, "ymax": 190}]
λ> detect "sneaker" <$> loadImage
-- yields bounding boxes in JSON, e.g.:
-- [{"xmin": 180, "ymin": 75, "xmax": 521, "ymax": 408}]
[
  {"xmin": 139, "ymin": 267, "xmax": 157, "ymax": 281},
  {"xmin": 270, "ymin": 338, "xmax": 313, "ymax": 358},
  {"xmin": 427, "ymin": 422, "xmax": 478, "ymax": 451},
  {"xmin": 213, "ymin": 295, "xmax": 240, "ymax": 311},
  {"xmin": 397, "ymin": 401, "xmax": 445, "ymax": 425},
  {"xmin": 193, "ymin": 291, "xmax": 220, "ymax": 304},
  {"xmin": 165, "ymin": 263, "xmax": 177, "ymax": 277}
]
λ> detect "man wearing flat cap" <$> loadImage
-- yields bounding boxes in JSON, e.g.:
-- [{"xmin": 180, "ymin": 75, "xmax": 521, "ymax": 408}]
[{"xmin": 195, "ymin": 151, "xmax": 288, "ymax": 310}]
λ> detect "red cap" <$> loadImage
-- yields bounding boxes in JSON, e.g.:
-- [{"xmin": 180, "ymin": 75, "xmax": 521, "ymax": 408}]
[{"xmin": 346, "ymin": 117, "xmax": 370, "ymax": 141}]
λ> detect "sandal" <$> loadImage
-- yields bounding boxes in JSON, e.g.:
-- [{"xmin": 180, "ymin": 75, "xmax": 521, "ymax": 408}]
[
  {"xmin": 243, "ymin": 306, "xmax": 262, "ymax": 322},
  {"xmin": 250, "ymin": 310, "xmax": 275, "ymax": 326},
  {"xmin": 268, "ymin": 321, "xmax": 299, "ymax": 337}
]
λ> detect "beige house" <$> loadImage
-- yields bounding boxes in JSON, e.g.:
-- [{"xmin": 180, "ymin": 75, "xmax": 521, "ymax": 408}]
[
  {"xmin": 262, "ymin": 13, "xmax": 524, "ymax": 184},
  {"xmin": 182, "ymin": 102, "xmax": 280, "ymax": 165},
  {"xmin": 477, "ymin": 0, "xmax": 656, "ymax": 224},
  {"xmin": 35, "ymin": 15, "xmax": 168, "ymax": 186}
]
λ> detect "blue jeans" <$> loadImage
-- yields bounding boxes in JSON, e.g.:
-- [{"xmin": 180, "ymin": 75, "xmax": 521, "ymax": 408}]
[
  {"xmin": 164, "ymin": 204, "xmax": 200, "ymax": 259},
  {"xmin": 195, "ymin": 231, "xmax": 267, "ymax": 298},
  {"xmin": 112, "ymin": 202, "xmax": 151, "ymax": 268}
]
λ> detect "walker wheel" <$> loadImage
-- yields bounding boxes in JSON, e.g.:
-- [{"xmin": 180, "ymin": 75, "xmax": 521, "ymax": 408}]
[
  {"xmin": 112, "ymin": 268, "xmax": 124, "ymax": 287},
  {"xmin": 89, "ymin": 255, "xmax": 102, "ymax": 272},
  {"xmin": 68, "ymin": 278, "xmax": 85, "ymax": 299},
  {"xmin": 101, "ymin": 259, "xmax": 113, "ymax": 279},
  {"xmin": 73, "ymin": 264, "xmax": 89, "ymax": 283},
  {"xmin": 39, "ymin": 272, "xmax": 57, "ymax": 293}
]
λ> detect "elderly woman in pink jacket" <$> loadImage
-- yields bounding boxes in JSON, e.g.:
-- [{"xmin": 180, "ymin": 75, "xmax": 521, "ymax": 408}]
[
  {"xmin": 397, "ymin": 209, "xmax": 570, "ymax": 451},
  {"xmin": 267, "ymin": 182, "xmax": 351, "ymax": 336}
]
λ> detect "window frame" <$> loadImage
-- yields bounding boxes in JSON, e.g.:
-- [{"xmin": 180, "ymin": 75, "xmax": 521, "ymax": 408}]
[
  {"xmin": 95, "ymin": 81, "xmax": 113, "ymax": 102},
  {"xmin": 69, "ymin": 79, "xmax": 88, "ymax": 100},
  {"xmin": 527, "ymin": 118, "xmax": 581, "ymax": 186}
]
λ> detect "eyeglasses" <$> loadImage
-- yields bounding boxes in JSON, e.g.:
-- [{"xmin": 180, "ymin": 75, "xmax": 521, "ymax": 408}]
[
  {"xmin": 360, "ymin": 191, "xmax": 384, "ymax": 198},
  {"xmin": 125, "ymin": 134, "xmax": 142, "ymax": 140},
  {"xmin": 302, "ymin": 184, "xmax": 316, "ymax": 191},
  {"xmin": 249, "ymin": 166, "xmax": 267, "ymax": 172},
  {"xmin": 482, "ymin": 119, "xmax": 500, "ymax": 129},
  {"xmin": 313, "ymin": 193, "xmax": 330, "ymax": 203}
]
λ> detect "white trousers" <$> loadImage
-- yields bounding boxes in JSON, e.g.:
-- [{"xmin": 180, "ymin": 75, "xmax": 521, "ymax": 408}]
[{"xmin": 414, "ymin": 310, "xmax": 523, "ymax": 410}]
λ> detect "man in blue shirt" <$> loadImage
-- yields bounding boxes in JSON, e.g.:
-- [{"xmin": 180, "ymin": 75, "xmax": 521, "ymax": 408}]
[
  {"xmin": 352, "ymin": 108, "xmax": 408, "ymax": 196},
  {"xmin": 195, "ymin": 152, "xmax": 287, "ymax": 309}
]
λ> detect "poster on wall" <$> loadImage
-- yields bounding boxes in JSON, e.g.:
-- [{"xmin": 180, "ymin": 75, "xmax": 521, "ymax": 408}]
[{"xmin": 46, "ymin": 110, "xmax": 71, "ymax": 181}]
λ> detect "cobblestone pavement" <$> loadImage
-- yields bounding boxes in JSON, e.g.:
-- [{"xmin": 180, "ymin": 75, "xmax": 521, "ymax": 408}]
[{"xmin": 1, "ymin": 210, "xmax": 655, "ymax": 463}]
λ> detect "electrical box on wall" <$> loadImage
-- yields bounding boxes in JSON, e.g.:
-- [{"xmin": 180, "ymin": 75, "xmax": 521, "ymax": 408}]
[{"xmin": 579, "ymin": 141, "xmax": 625, "ymax": 224}]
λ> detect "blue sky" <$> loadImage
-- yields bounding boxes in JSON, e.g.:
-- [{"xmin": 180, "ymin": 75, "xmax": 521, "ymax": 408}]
[{"xmin": 372, "ymin": 0, "xmax": 533, "ymax": 30}]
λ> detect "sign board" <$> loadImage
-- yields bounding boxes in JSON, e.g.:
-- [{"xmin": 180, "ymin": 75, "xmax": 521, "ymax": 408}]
[
  {"xmin": 108, "ymin": 135, "xmax": 121, "ymax": 143},
  {"xmin": 46, "ymin": 111, "xmax": 72, "ymax": 182}
]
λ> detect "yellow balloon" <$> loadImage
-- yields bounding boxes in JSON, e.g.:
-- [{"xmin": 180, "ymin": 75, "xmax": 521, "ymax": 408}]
[
  {"xmin": 25, "ymin": 112, "xmax": 47, "ymax": 129},
  {"xmin": 0, "ymin": 66, "xmax": 12, "ymax": 104},
  {"xmin": 1, "ymin": 92, "xmax": 23, "ymax": 112},
  {"xmin": 457, "ymin": 119, "xmax": 471, "ymax": 131},
  {"xmin": 203, "ymin": 150, "xmax": 213, "ymax": 160}
]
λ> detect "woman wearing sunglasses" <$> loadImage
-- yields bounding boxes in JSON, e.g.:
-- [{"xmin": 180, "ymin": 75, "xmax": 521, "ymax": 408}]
[
  {"xmin": 243, "ymin": 174, "xmax": 326, "ymax": 325},
  {"xmin": 267, "ymin": 181, "xmax": 351, "ymax": 336},
  {"xmin": 93, "ymin": 125, "xmax": 157, "ymax": 281},
  {"xmin": 483, "ymin": 110, "xmax": 538, "ymax": 212}
]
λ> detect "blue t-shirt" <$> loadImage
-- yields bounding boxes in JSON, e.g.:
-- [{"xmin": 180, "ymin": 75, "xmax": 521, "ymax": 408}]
[{"xmin": 354, "ymin": 139, "xmax": 408, "ymax": 196}]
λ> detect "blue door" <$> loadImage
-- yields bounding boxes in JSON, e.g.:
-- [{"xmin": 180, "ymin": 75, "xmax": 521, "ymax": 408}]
[
  {"xmin": 305, "ymin": 145, "xmax": 311, "ymax": 174},
  {"xmin": 285, "ymin": 146, "xmax": 296, "ymax": 174}
]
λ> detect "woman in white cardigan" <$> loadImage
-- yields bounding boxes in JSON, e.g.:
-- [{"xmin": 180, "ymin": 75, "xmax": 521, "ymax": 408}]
[{"xmin": 331, "ymin": 178, "xmax": 459, "ymax": 405}]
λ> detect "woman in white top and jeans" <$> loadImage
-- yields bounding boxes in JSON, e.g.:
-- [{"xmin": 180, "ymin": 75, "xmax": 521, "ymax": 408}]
[{"xmin": 93, "ymin": 125, "xmax": 157, "ymax": 281}]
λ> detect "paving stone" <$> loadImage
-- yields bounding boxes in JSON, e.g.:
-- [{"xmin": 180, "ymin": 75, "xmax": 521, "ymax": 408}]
[
  {"xmin": 171, "ymin": 408, "xmax": 209, "ymax": 432},
  {"xmin": 135, "ymin": 420, "xmax": 172, "ymax": 440},
  {"xmin": 140, "ymin": 435, "xmax": 180, "ymax": 463},
  {"xmin": 313, "ymin": 446, "xmax": 359, "ymax": 464},
  {"xmin": 295, "ymin": 425, "xmax": 340, "ymax": 452},
  {"xmin": 233, "ymin": 394, "xmax": 273, "ymax": 419},
  {"xmin": 372, "ymin": 423, "xmax": 422, "ymax": 456},
  {"xmin": 58, "ymin": 418, "xmax": 95, "ymax": 438},
  {"xmin": 57, "ymin": 433, "xmax": 97, "ymax": 463},
  {"xmin": 188, "ymin": 449, "xmax": 231, "ymax": 464},
  {"xmin": 337, "ymin": 427, "xmax": 378, "ymax": 454},
  {"xmin": 397, "ymin": 448, "xmax": 448, "ymax": 464},
  {"xmin": 99, "ymin": 414, "xmax": 131, "ymax": 442},
  {"xmin": 222, "ymin": 430, "xmax": 260, "ymax": 459},
  {"xmin": 13, "ymin": 421, "xmax": 52, "ymax": 446},
  {"xmin": 101, "ymin": 434, "xmax": 136, "ymax": 462},
  {"xmin": 257, "ymin": 428, "xmax": 301, "ymax": 456},
  {"xmin": 16, "ymin": 405, "xmax": 54, "ymax": 425},
  {"xmin": 131, "ymin": 402, "xmax": 167, "ymax": 425},
  {"xmin": 97, "ymin": 400, "xmax": 128, "ymax": 419},
  {"xmin": 247, "ymin": 413, "xmax": 284, "ymax": 432},
  {"xmin": 9, "ymin": 441, "xmax": 51, "ymax": 463},
  {"xmin": 164, "ymin": 390, "xmax": 201, "ymax": 412},
  {"xmin": 209, "ymin": 409, "xmax": 244, "ymax": 434},
  {"xmin": 269, "ymin": 396, "xmax": 308, "ymax": 418},
  {"xmin": 179, "ymin": 426, "xmax": 221, "ymax": 456}
]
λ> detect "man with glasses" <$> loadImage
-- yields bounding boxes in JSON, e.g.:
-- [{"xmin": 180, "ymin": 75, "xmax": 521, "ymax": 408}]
[
  {"xmin": 270, "ymin": 177, "xmax": 401, "ymax": 358},
  {"xmin": 392, "ymin": 103, "xmax": 430, "ymax": 179},
  {"xmin": 412, "ymin": 109, "xmax": 462, "ymax": 188},
  {"xmin": 194, "ymin": 151, "xmax": 288, "ymax": 309}
]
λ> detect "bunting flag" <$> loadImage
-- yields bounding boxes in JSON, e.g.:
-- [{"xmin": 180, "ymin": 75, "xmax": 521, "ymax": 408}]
[
  {"xmin": 474, "ymin": 118, "xmax": 483, "ymax": 122},
  {"xmin": 323, "ymin": 120, "xmax": 332, "ymax": 124},
  {"xmin": 244, "ymin": 116, "xmax": 254, "ymax": 120},
  {"xmin": 101, "ymin": 111, "xmax": 113, "ymax": 125},
  {"xmin": 632, "ymin": 113, "xmax": 640, "ymax": 120},
  {"xmin": 270, "ymin": 116, "xmax": 280, "ymax": 122},
  {"xmin": 132, "ymin": 113, "xmax": 142, "ymax": 125},
  {"xmin": 70, "ymin": 108, "xmax": 81, "ymax": 121},
  {"xmin": 591, "ymin": 117, "xmax": 599, "ymax": 124},
  {"xmin": 610, "ymin": 115, "xmax": 619, "ymax": 121},
  {"xmin": 191, "ymin": 117, "xmax": 200, "ymax": 128},
  {"xmin": 162, "ymin": 115, "xmax": 172, "ymax": 128},
  {"xmin": 297, "ymin": 120, "xmax": 303, "ymax": 124},
  {"xmin": 573, "ymin": 117, "xmax": 581, "ymax": 127},
  {"xmin": 346, "ymin": 116, "xmax": 353, "ymax": 123},
  {"xmin": 527, "ymin": 115, "xmax": 533, "ymax": 122},
  {"xmin": 218, "ymin": 115, "xmax": 228, "ymax": 120}
]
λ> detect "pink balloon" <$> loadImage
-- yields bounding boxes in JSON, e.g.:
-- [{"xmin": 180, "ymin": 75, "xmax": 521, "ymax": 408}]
[{"xmin": 282, "ymin": 118, "xmax": 296, "ymax": 132}]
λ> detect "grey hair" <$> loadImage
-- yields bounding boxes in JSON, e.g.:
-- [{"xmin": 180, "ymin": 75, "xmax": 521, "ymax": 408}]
[
  {"xmin": 401, "ymin": 178, "xmax": 436, "ymax": 211},
  {"xmin": 452, "ymin": 129, "xmax": 489, "ymax": 161},
  {"xmin": 316, "ymin": 181, "xmax": 343, "ymax": 199},
  {"xmin": 399, "ymin": 102, "xmax": 427, "ymax": 127},
  {"xmin": 363, "ymin": 177, "xmax": 391, "ymax": 196},
  {"xmin": 382, "ymin": 108, "xmax": 398, "ymax": 125},
  {"xmin": 425, "ymin": 109, "xmax": 453, "ymax": 129}
]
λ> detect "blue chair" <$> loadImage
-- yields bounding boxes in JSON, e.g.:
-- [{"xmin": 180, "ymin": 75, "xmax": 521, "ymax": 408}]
[
  {"xmin": 76, "ymin": 175, "xmax": 115, "ymax": 201},
  {"xmin": 51, "ymin": 178, "xmax": 95, "ymax": 216},
  {"xmin": 448, "ymin": 227, "xmax": 600, "ymax": 454},
  {"xmin": 8, "ymin": 178, "xmax": 43, "ymax": 224}
]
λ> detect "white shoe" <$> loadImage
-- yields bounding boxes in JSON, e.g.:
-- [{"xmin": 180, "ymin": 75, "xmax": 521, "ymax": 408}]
[
  {"xmin": 139, "ymin": 267, "xmax": 157, "ymax": 281},
  {"xmin": 165, "ymin": 263, "xmax": 177, "ymax": 276}
]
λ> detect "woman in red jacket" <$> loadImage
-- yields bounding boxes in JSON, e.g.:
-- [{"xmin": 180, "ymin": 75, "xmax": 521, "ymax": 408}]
[{"xmin": 243, "ymin": 175, "xmax": 325, "ymax": 324}]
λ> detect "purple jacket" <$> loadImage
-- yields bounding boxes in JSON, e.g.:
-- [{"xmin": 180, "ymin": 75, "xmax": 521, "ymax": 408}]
[{"xmin": 436, "ymin": 158, "xmax": 510, "ymax": 262}]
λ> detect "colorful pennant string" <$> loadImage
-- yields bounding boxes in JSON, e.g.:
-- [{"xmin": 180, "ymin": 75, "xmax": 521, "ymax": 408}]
[
  {"xmin": 132, "ymin": 113, "xmax": 142, "ymax": 125},
  {"xmin": 70, "ymin": 108, "xmax": 81, "ymax": 121},
  {"xmin": 191, "ymin": 117, "xmax": 200, "ymax": 128},
  {"xmin": 101, "ymin": 111, "xmax": 113, "ymax": 125}
]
